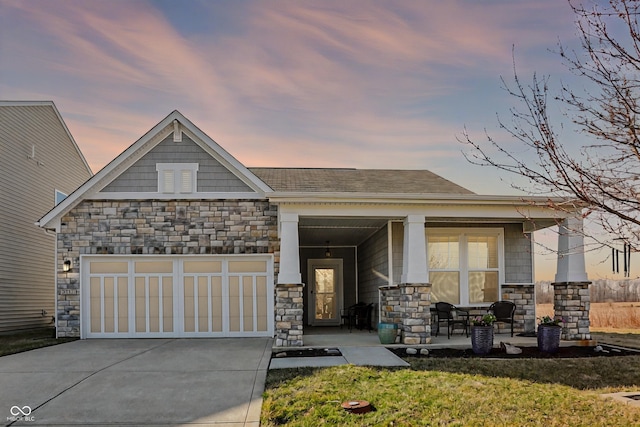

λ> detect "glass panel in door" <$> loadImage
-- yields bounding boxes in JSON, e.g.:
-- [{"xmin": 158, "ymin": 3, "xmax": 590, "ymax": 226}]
[{"xmin": 314, "ymin": 267, "xmax": 336, "ymax": 322}]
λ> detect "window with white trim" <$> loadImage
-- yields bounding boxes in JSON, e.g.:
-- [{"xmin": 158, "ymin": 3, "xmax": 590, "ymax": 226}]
[
  {"xmin": 156, "ymin": 163, "xmax": 198, "ymax": 194},
  {"xmin": 427, "ymin": 228, "xmax": 503, "ymax": 306}
]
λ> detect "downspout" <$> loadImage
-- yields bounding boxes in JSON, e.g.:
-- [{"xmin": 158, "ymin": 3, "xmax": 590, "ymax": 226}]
[{"xmin": 43, "ymin": 227, "xmax": 58, "ymax": 338}]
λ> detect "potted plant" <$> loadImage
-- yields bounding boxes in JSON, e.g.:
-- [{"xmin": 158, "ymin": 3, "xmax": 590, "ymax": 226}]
[
  {"xmin": 537, "ymin": 315, "xmax": 563, "ymax": 353},
  {"xmin": 471, "ymin": 313, "xmax": 497, "ymax": 355}
]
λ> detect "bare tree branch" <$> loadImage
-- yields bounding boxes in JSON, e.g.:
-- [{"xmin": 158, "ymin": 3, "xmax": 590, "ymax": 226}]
[{"xmin": 461, "ymin": 0, "xmax": 640, "ymax": 251}]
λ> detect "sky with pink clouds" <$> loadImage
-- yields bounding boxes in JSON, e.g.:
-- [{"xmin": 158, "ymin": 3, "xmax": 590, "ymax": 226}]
[{"xmin": 0, "ymin": 0, "xmax": 624, "ymax": 280}]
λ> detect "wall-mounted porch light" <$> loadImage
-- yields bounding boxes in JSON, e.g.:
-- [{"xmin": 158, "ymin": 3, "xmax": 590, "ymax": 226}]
[{"xmin": 63, "ymin": 259, "xmax": 72, "ymax": 272}]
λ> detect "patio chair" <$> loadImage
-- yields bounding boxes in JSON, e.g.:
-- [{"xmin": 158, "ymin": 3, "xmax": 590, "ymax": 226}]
[
  {"xmin": 340, "ymin": 302, "xmax": 364, "ymax": 331},
  {"xmin": 354, "ymin": 303, "xmax": 374, "ymax": 332},
  {"xmin": 435, "ymin": 302, "xmax": 469, "ymax": 338},
  {"xmin": 488, "ymin": 301, "xmax": 516, "ymax": 337}
]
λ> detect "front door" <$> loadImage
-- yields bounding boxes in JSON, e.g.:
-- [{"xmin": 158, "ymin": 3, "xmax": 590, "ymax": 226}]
[{"xmin": 308, "ymin": 259, "xmax": 343, "ymax": 326}]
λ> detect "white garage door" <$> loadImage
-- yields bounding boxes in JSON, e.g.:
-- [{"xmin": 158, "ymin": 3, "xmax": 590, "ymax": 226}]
[{"xmin": 81, "ymin": 255, "xmax": 274, "ymax": 338}]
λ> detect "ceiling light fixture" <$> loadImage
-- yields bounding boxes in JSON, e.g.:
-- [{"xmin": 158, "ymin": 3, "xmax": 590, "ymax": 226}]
[{"xmin": 325, "ymin": 241, "xmax": 332, "ymax": 258}]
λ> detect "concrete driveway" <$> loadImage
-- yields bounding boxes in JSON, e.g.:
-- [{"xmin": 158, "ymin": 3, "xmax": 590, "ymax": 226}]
[{"xmin": 0, "ymin": 338, "xmax": 272, "ymax": 426}]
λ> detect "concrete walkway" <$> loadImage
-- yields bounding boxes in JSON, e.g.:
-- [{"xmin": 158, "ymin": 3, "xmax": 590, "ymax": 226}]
[
  {"xmin": 1, "ymin": 338, "xmax": 272, "ymax": 426},
  {"xmin": 269, "ymin": 346, "xmax": 409, "ymax": 369}
]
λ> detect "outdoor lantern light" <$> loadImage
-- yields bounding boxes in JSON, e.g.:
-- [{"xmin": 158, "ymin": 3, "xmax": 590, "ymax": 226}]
[
  {"xmin": 63, "ymin": 259, "xmax": 72, "ymax": 272},
  {"xmin": 325, "ymin": 241, "xmax": 332, "ymax": 258}
]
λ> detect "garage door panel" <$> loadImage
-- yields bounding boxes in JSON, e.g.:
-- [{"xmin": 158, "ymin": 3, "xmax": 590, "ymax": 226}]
[
  {"xmin": 257, "ymin": 278, "xmax": 268, "ymax": 332},
  {"xmin": 228, "ymin": 277, "xmax": 240, "ymax": 332},
  {"xmin": 211, "ymin": 277, "xmax": 223, "ymax": 332},
  {"xmin": 183, "ymin": 277, "xmax": 195, "ymax": 333},
  {"xmin": 134, "ymin": 277, "xmax": 146, "ymax": 333},
  {"xmin": 149, "ymin": 277, "xmax": 160, "ymax": 333},
  {"xmin": 90, "ymin": 278, "xmax": 101, "ymax": 334},
  {"xmin": 91, "ymin": 262, "xmax": 128, "ymax": 274},
  {"xmin": 184, "ymin": 260, "xmax": 222, "ymax": 273},
  {"xmin": 83, "ymin": 256, "xmax": 273, "ymax": 338},
  {"xmin": 243, "ymin": 277, "xmax": 254, "ymax": 332},
  {"xmin": 197, "ymin": 278, "xmax": 209, "ymax": 333},
  {"xmin": 229, "ymin": 260, "xmax": 267, "ymax": 273},
  {"xmin": 118, "ymin": 278, "xmax": 128, "ymax": 333},
  {"xmin": 162, "ymin": 280, "xmax": 173, "ymax": 333},
  {"xmin": 104, "ymin": 278, "xmax": 115, "ymax": 333}
]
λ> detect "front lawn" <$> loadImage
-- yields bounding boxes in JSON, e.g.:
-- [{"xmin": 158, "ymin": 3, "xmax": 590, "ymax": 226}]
[
  {"xmin": 0, "ymin": 328, "xmax": 76, "ymax": 357},
  {"xmin": 262, "ymin": 356, "xmax": 640, "ymax": 426}
]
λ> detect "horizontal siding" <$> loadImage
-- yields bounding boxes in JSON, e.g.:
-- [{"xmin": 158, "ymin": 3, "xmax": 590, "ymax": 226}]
[
  {"xmin": 357, "ymin": 225, "xmax": 389, "ymax": 326},
  {"xmin": 391, "ymin": 222, "xmax": 403, "ymax": 284},
  {"xmin": 102, "ymin": 135, "xmax": 253, "ymax": 193},
  {"xmin": 0, "ymin": 105, "xmax": 92, "ymax": 332}
]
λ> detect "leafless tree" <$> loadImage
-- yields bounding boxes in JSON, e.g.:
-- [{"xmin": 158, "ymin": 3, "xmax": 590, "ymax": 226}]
[{"xmin": 461, "ymin": 0, "xmax": 640, "ymax": 251}]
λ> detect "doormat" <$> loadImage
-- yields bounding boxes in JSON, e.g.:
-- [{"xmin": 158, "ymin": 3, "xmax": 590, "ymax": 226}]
[{"xmin": 273, "ymin": 348, "xmax": 342, "ymax": 358}]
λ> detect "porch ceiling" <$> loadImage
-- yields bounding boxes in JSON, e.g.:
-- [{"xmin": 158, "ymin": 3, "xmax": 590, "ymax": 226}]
[
  {"xmin": 298, "ymin": 217, "xmax": 390, "ymax": 247},
  {"xmin": 297, "ymin": 216, "xmax": 558, "ymax": 248}
]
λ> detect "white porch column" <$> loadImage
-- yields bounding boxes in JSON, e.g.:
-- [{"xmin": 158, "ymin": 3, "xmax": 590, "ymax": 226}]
[
  {"xmin": 277, "ymin": 212, "xmax": 302, "ymax": 284},
  {"xmin": 554, "ymin": 216, "xmax": 588, "ymax": 283},
  {"xmin": 401, "ymin": 214, "xmax": 428, "ymax": 283}
]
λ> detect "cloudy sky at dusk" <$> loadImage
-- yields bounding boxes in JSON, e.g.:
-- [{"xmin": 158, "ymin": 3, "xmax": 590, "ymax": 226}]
[{"xmin": 1, "ymin": 0, "xmax": 620, "ymax": 280}]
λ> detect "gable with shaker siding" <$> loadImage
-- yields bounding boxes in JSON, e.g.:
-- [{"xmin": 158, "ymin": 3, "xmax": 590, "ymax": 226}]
[{"xmin": 102, "ymin": 134, "xmax": 252, "ymax": 193}]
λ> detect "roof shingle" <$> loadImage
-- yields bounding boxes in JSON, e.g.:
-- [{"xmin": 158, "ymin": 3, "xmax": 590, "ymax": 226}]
[{"xmin": 249, "ymin": 168, "xmax": 474, "ymax": 195}]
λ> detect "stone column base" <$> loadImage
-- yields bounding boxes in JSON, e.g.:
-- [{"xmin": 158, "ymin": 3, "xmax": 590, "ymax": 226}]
[
  {"xmin": 552, "ymin": 281, "xmax": 592, "ymax": 340},
  {"xmin": 275, "ymin": 283, "xmax": 304, "ymax": 346},
  {"xmin": 380, "ymin": 283, "xmax": 432, "ymax": 345},
  {"xmin": 500, "ymin": 284, "xmax": 535, "ymax": 334}
]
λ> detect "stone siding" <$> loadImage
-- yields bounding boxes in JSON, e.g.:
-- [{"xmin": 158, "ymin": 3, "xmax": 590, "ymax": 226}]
[{"xmin": 56, "ymin": 199, "xmax": 278, "ymax": 337}]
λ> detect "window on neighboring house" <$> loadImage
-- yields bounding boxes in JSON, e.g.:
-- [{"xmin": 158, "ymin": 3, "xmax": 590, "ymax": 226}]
[
  {"xmin": 156, "ymin": 163, "xmax": 198, "ymax": 194},
  {"xmin": 427, "ymin": 229, "xmax": 502, "ymax": 306},
  {"xmin": 55, "ymin": 189, "xmax": 67, "ymax": 205}
]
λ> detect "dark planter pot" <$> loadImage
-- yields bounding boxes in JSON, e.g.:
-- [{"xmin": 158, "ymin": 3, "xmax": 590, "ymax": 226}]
[
  {"xmin": 471, "ymin": 326, "xmax": 494, "ymax": 355},
  {"xmin": 537, "ymin": 325, "xmax": 562, "ymax": 353}
]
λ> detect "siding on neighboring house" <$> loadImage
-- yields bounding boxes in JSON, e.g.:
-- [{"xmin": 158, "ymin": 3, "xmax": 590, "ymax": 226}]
[
  {"xmin": 102, "ymin": 135, "xmax": 252, "ymax": 193},
  {"xmin": 0, "ymin": 103, "xmax": 92, "ymax": 332},
  {"xmin": 357, "ymin": 224, "xmax": 390, "ymax": 326}
]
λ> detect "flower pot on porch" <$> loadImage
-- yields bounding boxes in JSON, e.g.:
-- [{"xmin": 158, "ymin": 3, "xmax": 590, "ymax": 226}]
[
  {"xmin": 537, "ymin": 325, "xmax": 561, "ymax": 353},
  {"xmin": 471, "ymin": 325, "xmax": 494, "ymax": 355},
  {"xmin": 378, "ymin": 322, "xmax": 398, "ymax": 344}
]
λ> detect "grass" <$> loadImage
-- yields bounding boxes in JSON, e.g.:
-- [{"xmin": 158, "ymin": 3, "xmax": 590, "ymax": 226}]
[
  {"xmin": 262, "ymin": 329, "xmax": 640, "ymax": 426},
  {"xmin": 592, "ymin": 331, "xmax": 640, "ymax": 349},
  {"xmin": 262, "ymin": 357, "xmax": 640, "ymax": 426},
  {"xmin": 0, "ymin": 328, "xmax": 77, "ymax": 357}
]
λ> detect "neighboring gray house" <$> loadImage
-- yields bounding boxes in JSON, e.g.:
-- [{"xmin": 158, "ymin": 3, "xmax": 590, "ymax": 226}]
[
  {"xmin": 38, "ymin": 110, "xmax": 590, "ymax": 345},
  {"xmin": 1, "ymin": 101, "xmax": 93, "ymax": 332}
]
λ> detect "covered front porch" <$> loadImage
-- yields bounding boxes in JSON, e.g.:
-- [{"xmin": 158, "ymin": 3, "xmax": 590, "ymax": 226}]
[
  {"xmin": 274, "ymin": 201, "xmax": 590, "ymax": 347},
  {"xmin": 296, "ymin": 325, "xmax": 542, "ymax": 349}
]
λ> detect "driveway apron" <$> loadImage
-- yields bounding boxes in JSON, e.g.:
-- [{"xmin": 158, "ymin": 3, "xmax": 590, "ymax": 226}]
[{"xmin": 0, "ymin": 338, "xmax": 272, "ymax": 426}]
